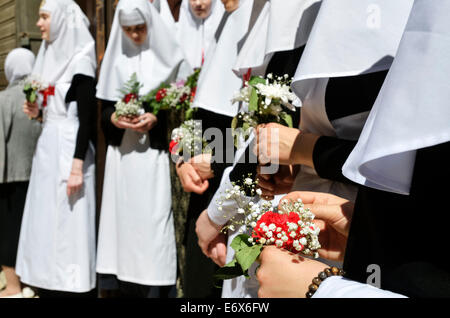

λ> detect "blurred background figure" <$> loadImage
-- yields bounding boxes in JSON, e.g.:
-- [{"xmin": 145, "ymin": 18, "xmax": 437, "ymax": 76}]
[{"xmin": 0, "ymin": 48, "xmax": 41, "ymax": 298}]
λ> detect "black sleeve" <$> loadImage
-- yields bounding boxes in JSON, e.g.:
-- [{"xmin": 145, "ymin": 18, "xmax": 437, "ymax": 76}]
[
  {"xmin": 149, "ymin": 109, "xmax": 169, "ymax": 151},
  {"xmin": 99, "ymin": 99, "xmax": 124, "ymax": 147},
  {"xmin": 312, "ymin": 136, "xmax": 357, "ymax": 185},
  {"xmin": 194, "ymin": 108, "xmax": 235, "ymax": 180},
  {"xmin": 229, "ymin": 141, "xmax": 258, "ymax": 184},
  {"xmin": 65, "ymin": 74, "xmax": 97, "ymax": 160}
]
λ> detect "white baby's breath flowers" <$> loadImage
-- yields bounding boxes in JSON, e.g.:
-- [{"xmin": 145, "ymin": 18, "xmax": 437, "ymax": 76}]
[{"xmin": 115, "ymin": 99, "xmax": 144, "ymax": 118}]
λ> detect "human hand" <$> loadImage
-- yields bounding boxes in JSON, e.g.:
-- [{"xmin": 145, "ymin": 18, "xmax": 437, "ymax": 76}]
[
  {"xmin": 189, "ymin": 154, "xmax": 214, "ymax": 181},
  {"xmin": 257, "ymin": 246, "xmax": 328, "ymax": 298},
  {"xmin": 176, "ymin": 160, "xmax": 209, "ymax": 194},
  {"xmin": 130, "ymin": 112, "xmax": 158, "ymax": 133},
  {"xmin": 111, "ymin": 112, "xmax": 139, "ymax": 130},
  {"xmin": 196, "ymin": 209, "xmax": 223, "ymax": 257},
  {"xmin": 67, "ymin": 159, "xmax": 84, "ymax": 197},
  {"xmin": 279, "ymin": 191, "xmax": 354, "ymax": 261},
  {"xmin": 23, "ymin": 101, "xmax": 39, "ymax": 118},
  {"xmin": 256, "ymin": 165, "xmax": 299, "ymax": 200},
  {"xmin": 254, "ymin": 123, "xmax": 302, "ymax": 165},
  {"xmin": 208, "ymin": 233, "xmax": 227, "ymax": 267}
]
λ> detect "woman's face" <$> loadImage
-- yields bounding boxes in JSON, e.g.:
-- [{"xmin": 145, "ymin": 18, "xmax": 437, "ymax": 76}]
[
  {"xmin": 189, "ymin": 0, "xmax": 213, "ymax": 19},
  {"xmin": 122, "ymin": 24, "xmax": 148, "ymax": 46},
  {"xmin": 220, "ymin": 0, "xmax": 239, "ymax": 12},
  {"xmin": 37, "ymin": 11, "xmax": 51, "ymax": 41}
]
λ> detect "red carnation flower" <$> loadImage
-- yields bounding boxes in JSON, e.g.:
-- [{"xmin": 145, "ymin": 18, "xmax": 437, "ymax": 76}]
[
  {"xmin": 190, "ymin": 86, "xmax": 197, "ymax": 103},
  {"xmin": 123, "ymin": 93, "xmax": 138, "ymax": 103},
  {"xmin": 156, "ymin": 88, "xmax": 167, "ymax": 102},
  {"xmin": 169, "ymin": 140, "xmax": 179, "ymax": 155},
  {"xmin": 252, "ymin": 211, "xmax": 307, "ymax": 254},
  {"xmin": 180, "ymin": 93, "xmax": 188, "ymax": 104}
]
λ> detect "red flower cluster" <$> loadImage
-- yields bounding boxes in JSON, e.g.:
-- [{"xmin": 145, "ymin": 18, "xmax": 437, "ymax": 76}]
[
  {"xmin": 39, "ymin": 85, "xmax": 55, "ymax": 107},
  {"xmin": 190, "ymin": 86, "xmax": 197, "ymax": 103},
  {"xmin": 169, "ymin": 140, "xmax": 179, "ymax": 155},
  {"xmin": 156, "ymin": 88, "xmax": 167, "ymax": 102},
  {"xmin": 252, "ymin": 211, "xmax": 311, "ymax": 254},
  {"xmin": 180, "ymin": 93, "xmax": 188, "ymax": 104},
  {"xmin": 123, "ymin": 93, "xmax": 138, "ymax": 103}
]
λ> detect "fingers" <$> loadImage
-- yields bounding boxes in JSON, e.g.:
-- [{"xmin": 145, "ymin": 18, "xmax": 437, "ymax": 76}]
[
  {"xmin": 216, "ymin": 241, "xmax": 227, "ymax": 267},
  {"xmin": 66, "ymin": 183, "xmax": 82, "ymax": 197},
  {"xmin": 208, "ymin": 235, "xmax": 227, "ymax": 267},
  {"xmin": 256, "ymin": 178, "xmax": 275, "ymax": 198},
  {"xmin": 193, "ymin": 179, "xmax": 209, "ymax": 195}
]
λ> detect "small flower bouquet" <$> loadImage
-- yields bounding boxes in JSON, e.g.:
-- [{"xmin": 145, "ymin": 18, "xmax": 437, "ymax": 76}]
[
  {"xmin": 231, "ymin": 73, "xmax": 297, "ymax": 145},
  {"xmin": 215, "ymin": 177, "xmax": 321, "ymax": 281},
  {"xmin": 115, "ymin": 73, "xmax": 146, "ymax": 119},
  {"xmin": 170, "ymin": 119, "xmax": 211, "ymax": 158},
  {"xmin": 143, "ymin": 68, "xmax": 201, "ymax": 120},
  {"xmin": 22, "ymin": 75, "xmax": 51, "ymax": 105}
]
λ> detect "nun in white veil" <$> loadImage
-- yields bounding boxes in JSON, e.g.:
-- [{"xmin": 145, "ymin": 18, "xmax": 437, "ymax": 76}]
[
  {"xmin": 176, "ymin": 0, "xmax": 225, "ymax": 69},
  {"xmin": 176, "ymin": 0, "xmax": 259, "ymax": 298},
  {"xmin": 256, "ymin": 0, "xmax": 450, "ymax": 298},
  {"xmin": 255, "ymin": 0, "xmax": 414, "ymax": 203},
  {"xmin": 96, "ymin": 0, "xmax": 186, "ymax": 297},
  {"xmin": 194, "ymin": 0, "xmax": 322, "ymax": 298},
  {"xmin": 16, "ymin": 0, "xmax": 98, "ymax": 295}
]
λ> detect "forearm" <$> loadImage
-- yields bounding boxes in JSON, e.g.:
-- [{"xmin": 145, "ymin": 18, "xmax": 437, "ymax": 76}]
[{"xmin": 290, "ymin": 132, "xmax": 320, "ymax": 169}]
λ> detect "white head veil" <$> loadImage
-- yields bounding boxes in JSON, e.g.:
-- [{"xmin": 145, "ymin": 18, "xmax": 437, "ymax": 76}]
[
  {"xmin": 177, "ymin": 0, "xmax": 225, "ymax": 69},
  {"xmin": 152, "ymin": 0, "xmax": 177, "ymax": 31},
  {"xmin": 96, "ymin": 0, "xmax": 186, "ymax": 101},
  {"xmin": 291, "ymin": 0, "xmax": 414, "ymax": 103},
  {"xmin": 192, "ymin": 0, "xmax": 255, "ymax": 117},
  {"xmin": 5, "ymin": 48, "xmax": 35, "ymax": 84},
  {"xmin": 342, "ymin": 0, "xmax": 450, "ymax": 195},
  {"xmin": 34, "ymin": 0, "xmax": 96, "ymax": 85},
  {"xmin": 234, "ymin": 0, "xmax": 321, "ymax": 77}
]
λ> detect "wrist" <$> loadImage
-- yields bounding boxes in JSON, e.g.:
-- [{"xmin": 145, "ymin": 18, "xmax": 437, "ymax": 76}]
[
  {"xmin": 71, "ymin": 159, "xmax": 84, "ymax": 175},
  {"xmin": 305, "ymin": 266, "xmax": 346, "ymax": 298},
  {"xmin": 292, "ymin": 132, "xmax": 320, "ymax": 168}
]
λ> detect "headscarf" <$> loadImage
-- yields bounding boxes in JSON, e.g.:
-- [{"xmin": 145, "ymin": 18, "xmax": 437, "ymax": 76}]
[
  {"xmin": 5, "ymin": 48, "xmax": 35, "ymax": 84},
  {"xmin": 291, "ymin": 0, "xmax": 414, "ymax": 103},
  {"xmin": 234, "ymin": 0, "xmax": 321, "ymax": 77},
  {"xmin": 176, "ymin": 0, "xmax": 225, "ymax": 69},
  {"xmin": 96, "ymin": 0, "xmax": 186, "ymax": 101},
  {"xmin": 34, "ymin": 0, "xmax": 96, "ymax": 85},
  {"xmin": 342, "ymin": 0, "xmax": 450, "ymax": 195},
  {"xmin": 192, "ymin": 0, "xmax": 255, "ymax": 117}
]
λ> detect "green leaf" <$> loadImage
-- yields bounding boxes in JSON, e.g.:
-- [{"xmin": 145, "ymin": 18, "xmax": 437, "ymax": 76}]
[
  {"xmin": 242, "ymin": 122, "xmax": 252, "ymax": 135},
  {"xmin": 279, "ymin": 112, "xmax": 293, "ymax": 128},
  {"xmin": 248, "ymin": 87, "xmax": 259, "ymax": 112},
  {"xmin": 248, "ymin": 76, "xmax": 266, "ymax": 86},
  {"xmin": 235, "ymin": 244, "xmax": 262, "ymax": 273},
  {"xmin": 29, "ymin": 91, "xmax": 37, "ymax": 103},
  {"xmin": 185, "ymin": 107, "xmax": 195, "ymax": 121},
  {"xmin": 230, "ymin": 234, "xmax": 252, "ymax": 252},
  {"xmin": 231, "ymin": 116, "xmax": 238, "ymax": 130}
]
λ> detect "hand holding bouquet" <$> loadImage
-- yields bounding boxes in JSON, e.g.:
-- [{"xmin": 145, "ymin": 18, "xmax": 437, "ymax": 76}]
[
  {"xmin": 231, "ymin": 74, "xmax": 297, "ymax": 145},
  {"xmin": 114, "ymin": 73, "xmax": 145, "ymax": 119},
  {"xmin": 22, "ymin": 75, "xmax": 52, "ymax": 106},
  {"xmin": 215, "ymin": 177, "xmax": 321, "ymax": 281},
  {"xmin": 170, "ymin": 119, "xmax": 211, "ymax": 158}
]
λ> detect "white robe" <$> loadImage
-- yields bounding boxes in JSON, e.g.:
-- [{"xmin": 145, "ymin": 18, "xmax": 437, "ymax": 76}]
[
  {"xmin": 16, "ymin": 84, "xmax": 97, "ymax": 293},
  {"xmin": 96, "ymin": 130, "xmax": 177, "ymax": 286}
]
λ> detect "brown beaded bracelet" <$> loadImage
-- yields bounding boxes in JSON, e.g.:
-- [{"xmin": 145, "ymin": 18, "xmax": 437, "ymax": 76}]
[{"xmin": 306, "ymin": 266, "xmax": 345, "ymax": 298}]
